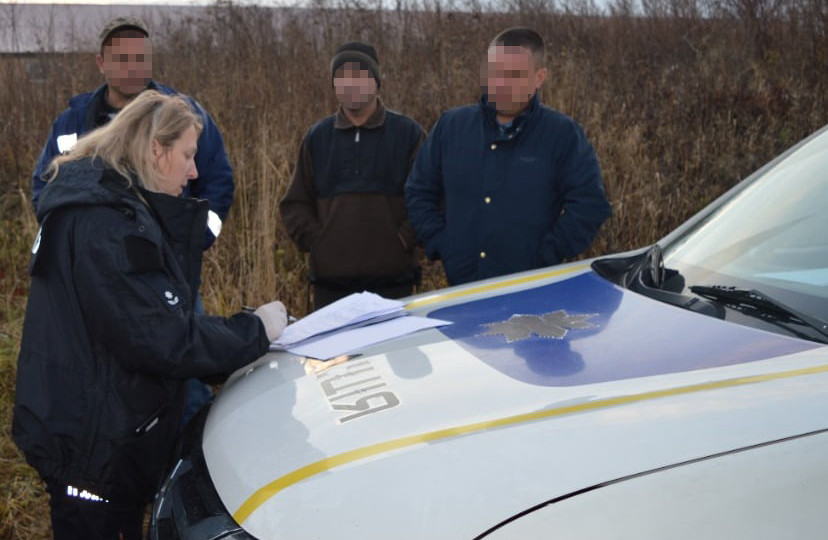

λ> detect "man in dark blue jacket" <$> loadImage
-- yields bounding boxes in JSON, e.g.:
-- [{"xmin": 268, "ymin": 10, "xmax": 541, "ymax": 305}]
[
  {"xmin": 405, "ymin": 27, "xmax": 611, "ymax": 286},
  {"xmin": 31, "ymin": 16, "xmax": 233, "ymax": 250}
]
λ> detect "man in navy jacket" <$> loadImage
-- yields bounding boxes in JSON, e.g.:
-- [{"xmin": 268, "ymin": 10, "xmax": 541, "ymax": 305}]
[
  {"xmin": 31, "ymin": 16, "xmax": 233, "ymax": 250},
  {"xmin": 405, "ymin": 27, "xmax": 611, "ymax": 285}
]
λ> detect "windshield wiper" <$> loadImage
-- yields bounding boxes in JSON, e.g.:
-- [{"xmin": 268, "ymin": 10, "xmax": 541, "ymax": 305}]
[
  {"xmin": 690, "ymin": 285, "xmax": 828, "ymax": 342},
  {"xmin": 593, "ymin": 245, "xmax": 723, "ymax": 318}
]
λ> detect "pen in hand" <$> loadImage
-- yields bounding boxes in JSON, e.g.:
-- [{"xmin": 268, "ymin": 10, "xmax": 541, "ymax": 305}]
[{"xmin": 243, "ymin": 305, "xmax": 297, "ymax": 323}]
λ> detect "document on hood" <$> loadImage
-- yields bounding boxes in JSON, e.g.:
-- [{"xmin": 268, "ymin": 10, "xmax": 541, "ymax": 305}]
[
  {"xmin": 283, "ymin": 315, "xmax": 452, "ymax": 360},
  {"xmin": 269, "ymin": 291, "xmax": 451, "ymax": 358},
  {"xmin": 272, "ymin": 291, "xmax": 407, "ymax": 348}
]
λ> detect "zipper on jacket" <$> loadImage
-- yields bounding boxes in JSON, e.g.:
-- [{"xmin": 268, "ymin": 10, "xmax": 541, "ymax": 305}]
[{"xmin": 354, "ymin": 128, "xmax": 361, "ymax": 174}]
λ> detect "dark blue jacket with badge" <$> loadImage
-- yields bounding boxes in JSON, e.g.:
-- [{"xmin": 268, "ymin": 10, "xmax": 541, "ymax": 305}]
[
  {"xmin": 405, "ymin": 94, "xmax": 611, "ymax": 285},
  {"xmin": 13, "ymin": 158, "xmax": 268, "ymax": 504},
  {"xmin": 31, "ymin": 82, "xmax": 234, "ymax": 249}
]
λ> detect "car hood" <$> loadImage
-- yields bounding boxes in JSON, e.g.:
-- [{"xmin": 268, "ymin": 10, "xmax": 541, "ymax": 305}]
[{"xmin": 202, "ymin": 264, "xmax": 828, "ymax": 538}]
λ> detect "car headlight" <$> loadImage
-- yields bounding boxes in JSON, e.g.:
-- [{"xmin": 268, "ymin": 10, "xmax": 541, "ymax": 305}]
[{"xmin": 149, "ymin": 406, "xmax": 256, "ymax": 540}]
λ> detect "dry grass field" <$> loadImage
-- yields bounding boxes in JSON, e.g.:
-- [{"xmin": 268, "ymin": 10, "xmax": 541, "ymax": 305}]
[{"xmin": 1, "ymin": 0, "xmax": 825, "ymax": 537}]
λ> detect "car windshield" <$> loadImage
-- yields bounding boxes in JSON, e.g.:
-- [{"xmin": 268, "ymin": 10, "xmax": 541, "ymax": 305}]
[{"xmin": 661, "ymin": 127, "xmax": 828, "ymax": 322}]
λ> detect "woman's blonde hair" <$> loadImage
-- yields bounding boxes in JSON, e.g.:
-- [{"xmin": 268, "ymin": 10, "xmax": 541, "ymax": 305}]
[{"xmin": 48, "ymin": 90, "xmax": 203, "ymax": 192}]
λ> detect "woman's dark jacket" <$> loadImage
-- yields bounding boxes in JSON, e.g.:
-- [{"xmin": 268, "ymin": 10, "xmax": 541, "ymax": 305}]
[{"xmin": 12, "ymin": 159, "xmax": 269, "ymax": 504}]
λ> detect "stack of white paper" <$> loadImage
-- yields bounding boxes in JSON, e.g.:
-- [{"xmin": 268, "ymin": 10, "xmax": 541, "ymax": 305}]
[
  {"xmin": 270, "ymin": 291, "xmax": 451, "ymax": 359},
  {"xmin": 273, "ymin": 292, "xmax": 406, "ymax": 348}
]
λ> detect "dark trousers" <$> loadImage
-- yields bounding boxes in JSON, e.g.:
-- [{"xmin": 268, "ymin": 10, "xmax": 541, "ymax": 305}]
[
  {"xmin": 47, "ymin": 483, "xmax": 145, "ymax": 540},
  {"xmin": 313, "ymin": 282, "xmax": 413, "ymax": 311}
]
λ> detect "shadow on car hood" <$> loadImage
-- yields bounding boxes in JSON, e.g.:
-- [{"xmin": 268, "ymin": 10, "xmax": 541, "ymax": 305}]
[{"xmin": 427, "ymin": 271, "xmax": 818, "ymax": 386}]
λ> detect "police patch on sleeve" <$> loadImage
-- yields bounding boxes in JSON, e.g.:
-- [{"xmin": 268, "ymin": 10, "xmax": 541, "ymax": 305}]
[{"xmin": 141, "ymin": 273, "xmax": 185, "ymax": 311}]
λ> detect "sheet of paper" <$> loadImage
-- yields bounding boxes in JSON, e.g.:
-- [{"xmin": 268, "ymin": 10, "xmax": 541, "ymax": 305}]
[
  {"xmin": 274, "ymin": 291, "xmax": 405, "ymax": 348},
  {"xmin": 283, "ymin": 316, "xmax": 452, "ymax": 360}
]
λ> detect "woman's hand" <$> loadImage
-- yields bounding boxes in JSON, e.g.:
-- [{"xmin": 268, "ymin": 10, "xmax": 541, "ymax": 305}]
[{"xmin": 254, "ymin": 301, "xmax": 288, "ymax": 341}]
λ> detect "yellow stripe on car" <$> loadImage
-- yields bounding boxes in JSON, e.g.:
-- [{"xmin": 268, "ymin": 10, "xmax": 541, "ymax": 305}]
[
  {"xmin": 233, "ymin": 362, "xmax": 828, "ymax": 524},
  {"xmin": 405, "ymin": 264, "xmax": 590, "ymax": 309}
]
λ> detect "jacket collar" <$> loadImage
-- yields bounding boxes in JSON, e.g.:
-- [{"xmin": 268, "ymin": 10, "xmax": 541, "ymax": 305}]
[
  {"xmin": 37, "ymin": 158, "xmax": 205, "ymax": 254},
  {"xmin": 77, "ymin": 162, "xmax": 205, "ymax": 244},
  {"xmin": 80, "ymin": 81, "xmax": 163, "ymax": 131},
  {"xmin": 334, "ymin": 97, "xmax": 386, "ymax": 130},
  {"xmin": 37, "ymin": 158, "xmax": 121, "ymax": 222},
  {"xmin": 74, "ymin": 80, "xmax": 161, "ymax": 108},
  {"xmin": 137, "ymin": 187, "xmax": 208, "ymax": 244},
  {"xmin": 480, "ymin": 92, "xmax": 540, "ymax": 139}
]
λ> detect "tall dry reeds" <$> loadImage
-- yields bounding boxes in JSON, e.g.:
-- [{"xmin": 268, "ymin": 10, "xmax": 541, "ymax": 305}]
[{"xmin": 0, "ymin": 0, "xmax": 826, "ymax": 536}]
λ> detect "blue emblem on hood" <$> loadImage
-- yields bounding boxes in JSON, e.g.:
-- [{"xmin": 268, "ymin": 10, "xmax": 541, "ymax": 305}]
[{"xmin": 429, "ymin": 272, "xmax": 818, "ymax": 387}]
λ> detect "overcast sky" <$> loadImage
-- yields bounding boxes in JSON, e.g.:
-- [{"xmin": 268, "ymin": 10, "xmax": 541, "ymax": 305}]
[
  {"xmin": 3, "ymin": 0, "xmax": 242, "ymax": 4},
  {"xmin": 0, "ymin": 0, "xmax": 615, "ymax": 52},
  {"xmin": 1, "ymin": 0, "xmax": 612, "ymax": 8},
  {"xmin": 2, "ymin": 0, "xmax": 298, "ymax": 5},
  {"xmin": 4, "ymin": 0, "xmax": 349, "ymax": 4}
]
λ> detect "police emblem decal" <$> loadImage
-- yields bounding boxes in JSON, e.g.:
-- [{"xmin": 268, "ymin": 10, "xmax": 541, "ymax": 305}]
[
  {"xmin": 479, "ymin": 310, "xmax": 598, "ymax": 342},
  {"xmin": 164, "ymin": 290, "xmax": 180, "ymax": 306}
]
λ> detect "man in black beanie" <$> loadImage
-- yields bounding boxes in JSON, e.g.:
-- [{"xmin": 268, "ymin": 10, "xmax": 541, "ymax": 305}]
[
  {"xmin": 280, "ymin": 42, "xmax": 426, "ymax": 309},
  {"xmin": 330, "ymin": 41, "xmax": 382, "ymax": 89}
]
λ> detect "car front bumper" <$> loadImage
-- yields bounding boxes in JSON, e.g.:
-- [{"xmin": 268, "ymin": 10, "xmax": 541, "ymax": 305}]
[{"xmin": 149, "ymin": 406, "xmax": 257, "ymax": 540}]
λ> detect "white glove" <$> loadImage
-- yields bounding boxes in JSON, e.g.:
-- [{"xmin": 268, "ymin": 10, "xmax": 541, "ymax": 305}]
[{"xmin": 254, "ymin": 301, "xmax": 287, "ymax": 342}]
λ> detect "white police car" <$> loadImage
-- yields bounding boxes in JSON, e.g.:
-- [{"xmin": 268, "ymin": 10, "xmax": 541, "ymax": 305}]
[{"xmin": 150, "ymin": 124, "xmax": 828, "ymax": 539}]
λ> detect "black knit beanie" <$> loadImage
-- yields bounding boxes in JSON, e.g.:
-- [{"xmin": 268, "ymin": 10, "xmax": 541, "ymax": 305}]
[{"xmin": 330, "ymin": 42, "xmax": 381, "ymax": 88}]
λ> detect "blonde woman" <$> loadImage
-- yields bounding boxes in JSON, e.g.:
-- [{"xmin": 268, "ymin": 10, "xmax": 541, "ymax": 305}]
[{"xmin": 13, "ymin": 91, "xmax": 286, "ymax": 540}]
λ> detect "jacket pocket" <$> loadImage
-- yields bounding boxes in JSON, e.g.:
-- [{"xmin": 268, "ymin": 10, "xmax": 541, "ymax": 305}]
[
  {"xmin": 311, "ymin": 194, "xmax": 411, "ymax": 280},
  {"xmin": 440, "ymin": 233, "xmax": 478, "ymax": 285},
  {"xmin": 99, "ymin": 401, "xmax": 179, "ymax": 503}
]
